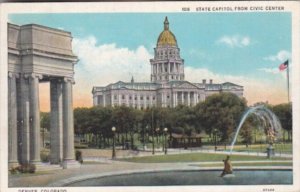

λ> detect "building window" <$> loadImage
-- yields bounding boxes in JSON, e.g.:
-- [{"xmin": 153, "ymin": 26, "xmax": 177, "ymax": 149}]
[
  {"xmin": 129, "ymin": 96, "xmax": 132, "ymax": 100},
  {"xmin": 153, "ymin": 96, "xmax": 156, "ymax": 100},
  {"xmin": 140, "ymin": 96, "xmax": 143, "ymax": 100},
  {"xmin": 122, "ymin": 95, "xmax": 125, "ymax": 99},
  {"xmin": 114, "ymin": 95, "xmax": 117, "ymax": 100},
  {"xmin": 147, "ymin": 96, "xmax": 149, "ymax": 100},
  {"xmin": 135, "ymin": 96, "xmax": 137, "ymax": 100},
  {"xmin": 167, "ymin": 95, "xmax": 170, "ymax": 99}
]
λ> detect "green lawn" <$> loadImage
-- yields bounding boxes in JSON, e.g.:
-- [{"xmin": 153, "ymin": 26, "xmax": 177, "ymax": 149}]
[
  {"xmin": 227, "ymin": 143, "xmax": 292, "ymax": 154},
  {"xmin": 204, "ymin": 143, "xmax": 292, "ymax": 154},
  {"xmin": 121, "ymin": 152, "xmax": 291, "ymax": 163},
  {"xmin": 199, "ymin": 161, "xmax": 292, "ymax": 167}
]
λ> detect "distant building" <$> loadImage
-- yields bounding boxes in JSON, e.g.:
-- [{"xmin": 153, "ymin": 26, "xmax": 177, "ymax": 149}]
[{"xmin": 92, "ymin": 17, "xmax": 243, "ymax": 109}]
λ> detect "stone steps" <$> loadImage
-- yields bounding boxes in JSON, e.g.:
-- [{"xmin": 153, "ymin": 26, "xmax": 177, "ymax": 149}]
[{"xmin": 35, "ymin": 163, "xmax": 63, "ymax": 172}]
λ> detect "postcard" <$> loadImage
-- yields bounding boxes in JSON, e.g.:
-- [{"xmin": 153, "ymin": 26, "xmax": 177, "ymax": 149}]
[{"xmin": 0, "ymin": 1, "xmax": 299, "ymax": 192}]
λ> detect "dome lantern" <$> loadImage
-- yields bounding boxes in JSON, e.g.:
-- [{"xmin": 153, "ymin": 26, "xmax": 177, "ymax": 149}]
[{"xmin": 164, "ymin": 16, "xmax": 169, "ymax": 30}]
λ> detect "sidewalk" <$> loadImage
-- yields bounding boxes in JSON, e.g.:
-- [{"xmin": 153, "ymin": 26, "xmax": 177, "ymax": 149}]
[
  {"xmin": 9, "ymin": 160, "xmax": 292, "ymax": 187},
  {"xmin": 133, "ymin": 147, "xmax": 292, "ymax": 158},
  {"xmin": 8, "ymin": 148, "xmax": 293, "ymax": 187}
]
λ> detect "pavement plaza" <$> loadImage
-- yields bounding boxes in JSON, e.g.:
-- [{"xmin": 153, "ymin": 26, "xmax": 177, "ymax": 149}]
[{"xmin": 9, "ymin": 149, "xmax": 292, "ymax": 187}]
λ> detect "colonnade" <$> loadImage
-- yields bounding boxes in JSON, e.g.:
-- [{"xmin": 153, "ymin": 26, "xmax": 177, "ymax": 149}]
[
  {"xmin": 108, "ymin": 93, "xmax": 156, "ymax": 109},
  {"xmin": 171, "ymin": 91, "xmax": 200, "ymax": 107},
  {"xmin": 8, "ymin": 72, "xmax": 77, "ymax": 168},
  {"xmin": 95, "ymin": 90, "xmax": 201, "ymax": 109}
]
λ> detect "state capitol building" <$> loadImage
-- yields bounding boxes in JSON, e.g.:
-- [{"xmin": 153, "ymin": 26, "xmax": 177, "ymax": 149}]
[{"xmin": 92, "ymin": 17, "xmax": 244, "ymax": 109}]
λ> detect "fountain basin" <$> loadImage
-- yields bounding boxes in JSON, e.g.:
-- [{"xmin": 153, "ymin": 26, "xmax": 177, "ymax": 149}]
[{"xmin": 66, "ymin": 169, "xmax": 292, "ymax": 186}]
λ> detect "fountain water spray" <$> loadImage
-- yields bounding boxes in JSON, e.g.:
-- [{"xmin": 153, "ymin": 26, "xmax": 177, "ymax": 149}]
[{"xmin": 229, "ymin": 105, "xmax": 282, "ymax": 154}]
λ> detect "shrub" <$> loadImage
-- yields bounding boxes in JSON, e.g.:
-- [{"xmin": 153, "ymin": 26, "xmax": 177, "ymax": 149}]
[
  {"xmin": 16, "ymin": 163, "xmax": 36, "ymax": 173},
  {"xmin": 9, "ymin": 166, "xmax": 19, "ymax": 174}
]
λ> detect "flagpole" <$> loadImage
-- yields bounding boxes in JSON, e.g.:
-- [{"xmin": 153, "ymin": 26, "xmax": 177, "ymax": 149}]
[{"xmin": 287, "ymin": 61, "xmax": 290, "ymax": 103}]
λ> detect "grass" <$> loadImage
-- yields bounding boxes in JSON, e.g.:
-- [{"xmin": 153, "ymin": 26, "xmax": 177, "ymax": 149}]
[
  {"xmin": 121, "ymin": 152, "xmax": 291, "ymax": 163},
  {"xmin": 205, "ymin": 143, "xmax": 292, "ymax": 154},
  {"xmin": 229, "ymin": 143, "xmax": 292, "ymax": 154},
  {"xmin": 199, "ymin": 161, "xmax": 292, "ymax": 167}
]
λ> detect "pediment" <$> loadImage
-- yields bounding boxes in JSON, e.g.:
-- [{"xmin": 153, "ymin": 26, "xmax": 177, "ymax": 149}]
[{"xmin": 176, "ymin": 82, "xmax": 199, "ymax": 89}]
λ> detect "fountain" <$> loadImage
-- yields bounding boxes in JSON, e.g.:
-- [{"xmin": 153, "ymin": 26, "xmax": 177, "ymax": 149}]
[{"xmin": 229, "ymin": 105, "xmax": 283, "ymax": 158}]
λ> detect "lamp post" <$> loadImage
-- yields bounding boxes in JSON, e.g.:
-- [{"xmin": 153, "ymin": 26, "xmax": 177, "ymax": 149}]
[
  {"xmin": 151, "ymin": 109, "xmax": 155, "ymax": 155},
  {"xmin": 112, "ymin": 126, "xmax": 116, "ymax": 159},
  {"xmin": 214, "ymin": 128, "xmax": 217, "ymax": 151},
  {"xmin": 156, "ymin": 127, "xmax": 160, "ymax": 148},
  {"xmin": 164, "ymin": 127, "xmax": 168, "ymax": 155},
  {"xmin": 144, "ymin": 125, "xmax": 148, "ymax": 150}
]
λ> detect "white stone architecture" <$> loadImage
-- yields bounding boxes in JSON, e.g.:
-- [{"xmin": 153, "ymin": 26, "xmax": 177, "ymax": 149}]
[
  {"xmin": 92, "ymin": 17, "xmax": 244, "ymax": 109},
  {"xmin": 8, "ymin": 23, "xmax": 79, "ymax": 169}
]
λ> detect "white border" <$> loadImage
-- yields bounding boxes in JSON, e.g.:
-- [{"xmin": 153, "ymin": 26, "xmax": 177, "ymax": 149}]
[{"xmin": 1, "ymin": 1, "xmax": 299, "ymax": 192}]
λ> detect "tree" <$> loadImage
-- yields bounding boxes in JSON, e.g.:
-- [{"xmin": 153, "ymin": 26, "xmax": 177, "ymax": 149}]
[
  {"xmin": 40, "ymin": 112, "xmax": 50, "ymax": 131},
  {"xmin": 87, "ymin": 106, "xmax": 113, "ymax": 148},
  {"xmin": 170, "ymin": 105, "xmax": 197, "ymax": 134},
  {"xmin": 195, "ymin": 93, "xmax": 247, "ymax": 142},
  {"xmin": 272, "ymin": 103, "xmax": 292, "ymax": 141},
  {"xmin": 74, "ymin": 107, "xmax": 91, "ymax": 136}
]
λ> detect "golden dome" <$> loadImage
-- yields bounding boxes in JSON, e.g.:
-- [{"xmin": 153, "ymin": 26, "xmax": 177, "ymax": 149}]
[{"xmin": 157, "ymin": 17, "xmax": 177, "ymax": 47}]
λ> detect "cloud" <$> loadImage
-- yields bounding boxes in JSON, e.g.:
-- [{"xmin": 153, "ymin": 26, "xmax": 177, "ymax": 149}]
[
  {"xmin": 66, "ymin": 35, "xmax": 287, "ymax": 109},
  {"xmin": 184, "ymin": 66, "xmax": 287, "ymax": 105},
  {"xmin": 258, "ymin": 67, "xmax": 280, "ymax": 75},
  {"xmin": 71, "ymin": 36, "xmax": 152, "ymax": 107},
  {"xmin": 264, "ymin": 50, "xmax": 291, "ymax": 62},
  {"xmin": 217, "ymin": 35, "xmax": 251, "ymax": 48}
]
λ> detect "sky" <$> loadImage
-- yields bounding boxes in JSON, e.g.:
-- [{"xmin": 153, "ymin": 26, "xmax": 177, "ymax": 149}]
[{"xmin": 8, "ymin": 13, "xmax": 291, "ymax": 112}]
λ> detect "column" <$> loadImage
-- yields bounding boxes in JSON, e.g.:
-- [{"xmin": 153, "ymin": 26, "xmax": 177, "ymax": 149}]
[
  {"xmin": 62, "ymin": 78, "xmax": 78, "ymax": 168},
  {"xmin": 93, "ymin": 96, "xmax": 97, "ymax": 106},
  {"xmin": 168, "ymin": 62, "xmax": 170, "ymax": 73},
  {"xmin": 181, "ymin": 92, "xmax": 184, "ymax": 105},
  {"xmin": 29, "ymin": 73, "xmax": 42, "ymax": 164},
  {"xmin": 195, "ymin": 93, "xmax": 199, "ymax": 104},
  {"xmin": 193, "ymin": 92, "xmax": 197, "ymax": 106},
  {"xmin": 175, "ymin": 91, "xmax": 178, "ymax": 107},
  {"xmin": 111, "ymin": 94, "xmax": 114, "ymax": 107},
  {"xmin": 187, "ymin": 92, "xmax": 190, "ymax": 107},
  {"xmin": 126, "ymin": 94, "xmax": 129, "ymax": 107},
  {"xmin": 8, "ymin": 72, "xmax": 19, "ymax": 167},
  {"xmin": 20, "ymin": 75, "xmax": 30, "ymax": 164},
  {"xmin": 150, "ymin": 94, "xmax": 153, "ymax": 107},
  {"xmin": 172, "ymin": 92, "xmax": 176, "ymax": 108},
  {"xmin": 161, "ymin": 92, "xmax": 164, "ymax": 107},
  {"xmin": 50, "ymin": 79, "xmax": 63, "ymax": 164},
  {"xmin": 151, "ymin": 64, "xmax": 153, "ymax": 75},
  {"xmin": 143, "ymin": 94, "xmax": 147, "ymax": 109},
  {"xmin": 118, "ymin": 94, "xmax": 121, "ymax": 106},
  {"xmin": 137, "ymin": 94, "xmax": 140, "ymax": 109},
  {"xmin": 103, "ymin": 93, "xmax": 106, "ymax": 107}
]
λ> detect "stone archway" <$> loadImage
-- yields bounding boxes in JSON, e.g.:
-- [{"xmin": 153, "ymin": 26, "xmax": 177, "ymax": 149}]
[{"xmin": 8, "ymin": 23, "xmax": 79, "ymax": 169}]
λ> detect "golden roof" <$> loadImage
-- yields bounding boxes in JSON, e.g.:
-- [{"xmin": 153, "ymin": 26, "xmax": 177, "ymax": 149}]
[{"xmin": 157, "ymin": 17, "xmax": 177, "ymax": 47}]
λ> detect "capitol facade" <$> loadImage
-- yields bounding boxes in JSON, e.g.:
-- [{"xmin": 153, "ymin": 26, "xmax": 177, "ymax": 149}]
[{"xmin": 92, "ymin": 17, "xmax": 244, "ymax": 109}]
